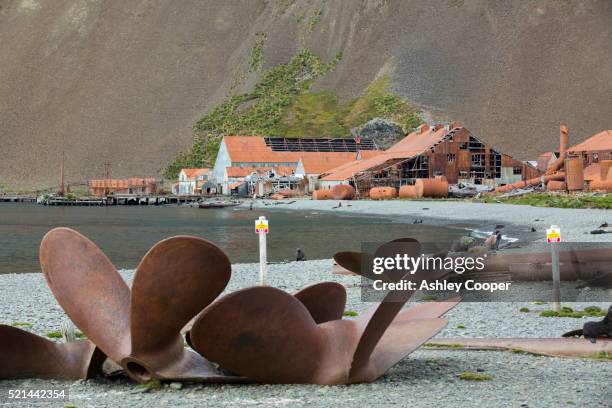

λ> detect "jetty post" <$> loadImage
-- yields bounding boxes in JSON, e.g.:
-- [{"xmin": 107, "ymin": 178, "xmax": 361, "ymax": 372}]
[{"xmin": 546, "ymin": 225, "xmax": 561, "ymax": 312}]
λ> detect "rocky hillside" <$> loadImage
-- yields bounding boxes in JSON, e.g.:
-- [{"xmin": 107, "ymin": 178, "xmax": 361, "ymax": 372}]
[{"xmin": 0, "ymin": 0, "xmax": 610, "ymax": 189}]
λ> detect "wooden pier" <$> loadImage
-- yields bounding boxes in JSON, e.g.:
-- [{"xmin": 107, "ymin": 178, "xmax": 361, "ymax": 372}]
[{"xmin": 1, "ymin": 195, "xmax": 211, "ymax": 206}]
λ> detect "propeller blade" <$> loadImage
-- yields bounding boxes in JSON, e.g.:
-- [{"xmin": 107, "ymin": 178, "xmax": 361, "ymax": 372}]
[
  {"xmin": 130, "ymin": 236, "xmax": 231, "ymax": 357},
  {"xmin": 349, "ymin": 318, "xmax": 448, "ymax": 383},
  {"xmin": 40, "ymin": 228, "xmax": 131, "ymax": 362},
  {"xmin": 0, "ymin": 325, "xmax": 105, "ymax": 380},
  {"xmin": 294, "ymin": 282, "xmax": 346, "ymax": 323}
]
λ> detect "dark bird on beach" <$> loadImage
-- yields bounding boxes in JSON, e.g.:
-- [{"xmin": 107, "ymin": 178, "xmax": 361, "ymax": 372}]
[
  {"xmin": 249, "ymin": 203, "xmax": 253, "ymax": 211},
  {"xmin": 296, "ymin": 248, "xmax": 306, "ymax": 261},
  {"xmin": 599, "ymin": 222, "xmax": 609, "ymax": 228},
  {"xmin": 590, "ymin": 229, "xmax": 611, "ymax": 235},
  {"xmin": 412, "ymin": 219, "xmax": 422, "ymax": 224},
  {"xmin": 530, "ymin": 227, "xmax": 536, "ymax": 232}
]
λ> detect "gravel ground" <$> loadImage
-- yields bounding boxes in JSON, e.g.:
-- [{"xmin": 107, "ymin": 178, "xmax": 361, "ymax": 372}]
[
  {"xmin": 248, "ymin": 199, "xmax": 612, "ymax": 242},
  {"xmin": 1, "ymin": 259, "xmax": 611, "ymax": 407}
]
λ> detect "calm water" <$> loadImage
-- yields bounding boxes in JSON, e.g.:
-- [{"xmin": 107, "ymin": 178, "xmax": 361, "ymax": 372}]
[{"xmin": 0, "ymin": 203, "xmax": 464, "ymax": 274}]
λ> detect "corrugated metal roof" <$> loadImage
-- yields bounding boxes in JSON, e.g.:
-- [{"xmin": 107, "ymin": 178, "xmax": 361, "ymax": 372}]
[
  {"xmin": 320, "ymin": 125, "xmax": 451, "ymax": 181},
  {"xmin": 568, "ymin": 130, "xmax": 612, "ymax": 153},
  {"xmin": 223, "ymin": 136, "xmax": 359, "ymax": 174},
  {"xmin": 181, "ymin": 168, "xmax": 209, "ymax": 179}
]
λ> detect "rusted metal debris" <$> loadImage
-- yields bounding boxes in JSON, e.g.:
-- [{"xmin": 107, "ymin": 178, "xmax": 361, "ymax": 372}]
[
  {"xmin": 425, "ymin": 338, "xmax": 612, "ymax": 359},
  {"xmin": 40, "ymin": 227, "xmax": 244, "ymax": 383},
  {"xmin": 0, "ymin": 325, "xmax": 105, "ymax": 380},
  {"xmin": 1, "ymin": 227, "xmax": 458, "ymax": 384}
]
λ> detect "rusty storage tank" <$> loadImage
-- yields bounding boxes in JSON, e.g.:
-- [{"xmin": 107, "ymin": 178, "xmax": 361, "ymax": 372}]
[
  {"xmin": 312, "ymin": 189, "xmax": 333, "ymax": 200},
  {"xmin": 331, "ymin": 184, "xmax": 355, "ymax": 200},
  {"xmin": 546, "ymin": 181, "xmax": 567, "ymax": 191},
  {"xmin": 399, "ymin": 185, "xmax": 418, "ymax": 198},
  {"xmin": 414, "ymin": 178, "xmax": 448, "ymax": 198},
  {"xmin": 589, "ymin": 179, "xmax": 612, "ymax": 192},
  {"xmin": 600, "ymin": 160, "xmax": 612, "ymax": 181},
  {"xmin": 369, "ymin": 187, "xmax": 397, "ymax": 200},
  {"xmin": 564, "ymin": 158, "xmax": 584, "ymax": 191}
]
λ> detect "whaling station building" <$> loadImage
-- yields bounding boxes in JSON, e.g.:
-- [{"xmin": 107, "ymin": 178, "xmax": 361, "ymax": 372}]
[
  {"xmin": 319, "ymin": 123, "xmax": 541, "ymax": 196},
  {"xmin": 210, "ymin": 136, "xmax": 380, "ymax": 195}
]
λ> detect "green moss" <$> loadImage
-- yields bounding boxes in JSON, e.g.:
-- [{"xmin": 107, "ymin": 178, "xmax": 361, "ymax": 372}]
[
  {"xmin": 511, "ymin": 348, "xmax": 526, "ymax": 354},
  {"xmin": 519, "ymin": 307, "xmax": 530, "ymax": 313},
  {"xmin": 456, "ymin": 324, "xmax": 466, "ymax": 329},
  {"xmin": 595, "ymin": 351, "xmax": 612, "ymax": 360},
  {"xmin": 343, "ymin": 310, "xmax": 359, "ymax": 317},
  {"xmin": 478, "ymin": 193, "xmax": 612, "ymax": 209},
  {"xmin": 46, "ymin": 331, "xmax": 62, "ymax": 339},
  {"xmin": 420, "ymin": 294, "xmax": 439, "ymax": 301},
  {"xmin": 136, "ymin": 379, "xmax": 162, "ymax": 391},
  {"xmin": 539, "ymin": 307, "xmax": 607, "ymax": 319},
  {"xmin": 249, "ymin": 32, "xmax": 268, "ymax": 72},
  {"xmin": 533, "ymin": 301, "xmax": 548, "ymax": 305},
  {"xmin": 308, "ymin": 8, "xmax": 322, "ymax": 32},
  {"xmin": 11, "ymin": 322, "xmax": 32, "ymax": 327},
  {"xmin": 167, "ymin": 50, "xmax": 421, "ymax": 180},
  {"xmin": 458, "ymin": 372, "xmax": 492, "ymax": 381}
]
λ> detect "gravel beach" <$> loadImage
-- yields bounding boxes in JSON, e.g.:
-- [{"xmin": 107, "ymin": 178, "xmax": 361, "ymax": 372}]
[
  {"xmin": 248, "ymin": 199, "xmax": 612, "ymax": 242},
  {"xmin": 1, "ymin": 259, "xmax": 611, "ymax": 407}
]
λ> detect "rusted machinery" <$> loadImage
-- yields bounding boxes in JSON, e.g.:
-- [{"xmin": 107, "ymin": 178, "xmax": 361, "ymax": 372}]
[
  {"xmin": 414, "ymin": 178, "xmax": 449, "ymax": 198},
  {"xmin": 399, "ymin": 184, "xmax": 418, "ymax": 198},
  {"xmin": 312, "ymin": 189, "xmax": 333, "ymax": 200},
  {"xmin": 564, "ymin": 157, "xmax": 584, "ymax": 191},
  {"xmin": 1, "ymin": 228, "xmax": 459, "ymax": 384},
  {"xmin": 331, "ymin": 184, "xmax": 356, "ymax": 200},
  {"xmin": 369, "ymin": 187, "xmax": 397, "ymax": 200},
  {"xmin": 334, "ymin": 239, "xmax": 612, "ymax": 359}
]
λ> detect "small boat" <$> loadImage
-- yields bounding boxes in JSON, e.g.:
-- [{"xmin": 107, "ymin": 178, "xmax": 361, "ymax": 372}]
[{"xmin": 198, "ymin": 201, "xmax": 241, "ymax": 209}]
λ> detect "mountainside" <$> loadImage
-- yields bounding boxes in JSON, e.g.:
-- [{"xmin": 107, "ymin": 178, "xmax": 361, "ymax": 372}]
[{"xmin": 0, "ymin": 0, "xmax": 610, "ymax": 189}]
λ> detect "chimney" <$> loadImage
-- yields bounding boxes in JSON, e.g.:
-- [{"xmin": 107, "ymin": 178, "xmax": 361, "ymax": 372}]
[{"xmin": 559, "ymin": 124, "xmax": 569, "ymax": 154}]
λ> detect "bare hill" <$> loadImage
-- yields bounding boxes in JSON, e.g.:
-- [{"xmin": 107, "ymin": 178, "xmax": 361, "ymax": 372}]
[{"xmin": 0, "ymin": 0, "xmax": 610, "ymax": 189}]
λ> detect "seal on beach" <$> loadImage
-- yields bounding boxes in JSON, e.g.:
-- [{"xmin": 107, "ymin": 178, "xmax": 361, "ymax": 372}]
[
  {"xmin": 563, "ymin": 305, "xmax": 612, "ymax": 343},
  {"xmin": 296, "ymin": 248, "xmax": 306, "ymax": 261}
]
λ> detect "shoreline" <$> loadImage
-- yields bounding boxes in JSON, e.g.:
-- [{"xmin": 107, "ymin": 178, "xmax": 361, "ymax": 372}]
[
  {"xmin": 1, "ymin": 260, "xmax": 611, "ymax": 407},
  {"xmin": 246, "ymin": 199, "xmax": 612, "ymax": 242}
]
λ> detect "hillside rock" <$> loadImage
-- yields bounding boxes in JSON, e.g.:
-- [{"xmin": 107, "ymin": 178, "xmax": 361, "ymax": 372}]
[{"xmin": 358, "ymin": 118, "xmax": 406, "ymax": 150}]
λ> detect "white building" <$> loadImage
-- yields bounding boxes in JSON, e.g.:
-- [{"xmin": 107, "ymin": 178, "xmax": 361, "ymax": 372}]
[{"xmin": 172, "ymin": 168, "xmax": 209, "ymax": 195}]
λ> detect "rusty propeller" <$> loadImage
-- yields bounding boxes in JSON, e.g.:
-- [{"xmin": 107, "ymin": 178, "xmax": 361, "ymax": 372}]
[
  {"xmin": 189, "ymin": 238, "xmax": 460, "ymax": 384},
  {"xmin": 0, "ymin": 325, "xmax": 106, "ymax": 380},
  {"xmin": 40, "ymin": 227, "xmax": 243, "ymax": 383}
]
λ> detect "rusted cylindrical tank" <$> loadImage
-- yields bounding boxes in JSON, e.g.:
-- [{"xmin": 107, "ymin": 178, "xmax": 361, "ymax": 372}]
[
  {"xmin": 546, "ymin": 181, "xmax": 567, "ymax": 191},
  {"xmin": 600, "ymin": 160, "xmax": 612, "ymax": 181},
  {"xmin": 399, "ymin": 185, "xmax": 418, "ymax": 199},
  {"xmin": 277, "ymin": 188, "xmax": 299, "ymax": 198},
  {"xmin": 589, "ymin": 179, "xmax": 612, "ymax": 192},
  {"xmin": 331, "ymin": 184, "xmax": 355, "ymax": 200},
  {"xmin": 369, "ymin": 187, "xmax": 397, "ymax": 200},
  {"xmin": 312, "ymin": 189, "xmax": 333, "ymax": 200},
  {"xmin": 564, "ymin": 157, "xmax": 584, "ymax": 191},
  {"xmin": 414, "ymin": 178, "xmax": 448, "ymax": 198}
]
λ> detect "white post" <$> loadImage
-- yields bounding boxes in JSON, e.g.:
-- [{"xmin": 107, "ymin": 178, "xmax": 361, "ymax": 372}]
[
  {"xmin": 259, "ymin": 230, "xmax": 267, "ymax": 286},
  {"xmin": 546, "ymin": 225, "xmax": 561, "ymax": 312},
  {"xmin": 551, "ymin": 241, "xmax": 561, "ymax": 312},
  {"xmin": 255, "ymin": 216, "xmax": 269, "ymax": 286}
]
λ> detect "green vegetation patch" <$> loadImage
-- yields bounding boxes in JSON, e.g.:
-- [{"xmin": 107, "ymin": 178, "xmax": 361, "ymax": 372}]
[
  {"xmin": 479, "ymin": 193, "xmax": 612, "ymax": 209},
  {"xmin": 539, "ymin": 306, "xmax": 606, "ymax": 319},
  {"xmin": 46, "ymin": 331, "xmax": 62, "ymax": 339},
  {"xmin": 11, "ymin": 322, "xmax": 32, "ymax": 327},
  {"xmin": 136, "ymin": 379, "xmax": 162, "ymax": 392},
  {"xmin": 249, "ymin": 32, "xmax": 268, "ymax": 72},
  {"xmin": 519, "ymin": 307, "xmax": 530, "ymax": 313},
  {"xmin": 165, "ymin": 48, "xmax": 421, "ymax": 180},
  {"xmin": 457, "ymin": 371, "xmax": 492, "ymax": 381},
  {"xmin": 308, "ymin": 8, "xmax": 322, "ymax": 32},
  {"xmin": 343, "ymin": 310, "xmax": 359, "ymax": 317},
  {"xmin": 456, "ymin": 324, "xmax": 466, "ymax": 329}
]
